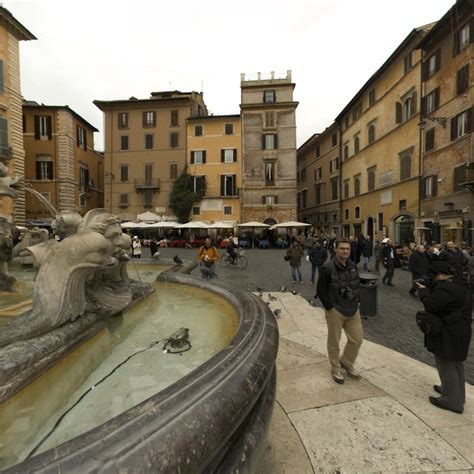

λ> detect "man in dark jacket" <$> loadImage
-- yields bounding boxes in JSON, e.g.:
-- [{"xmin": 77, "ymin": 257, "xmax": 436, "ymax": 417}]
[
  {"xmin": 381, "ymin": 238, "xmax": 396, "ymax": 286},
  {"xmin": 417, "ymin": 261, "xmax": 472, "ymax": 414},
  {"xmin": 308, "ymin": 240, "xmax": 328, "ymax": 285},
  {"xmin": 317, "ymin": 237, "xmax": 363, "ymax": 384},
  {"xmin": 439, "ymin": 241, "xmax": 468, "ymax": 280},
  {"xmin": 286, "ymin": 238, "xmax": 304, "ymax": 283},
  {"xmin": 360, "ymin": 235, "xmax": 373, "ymax": 272},
  {"xmin": 408, "ymin": 245, "xmax": 429, "ymax": 296},
  {"xmin": 425, "ymin": 245, "xmax": 439, "ymax": 266}
]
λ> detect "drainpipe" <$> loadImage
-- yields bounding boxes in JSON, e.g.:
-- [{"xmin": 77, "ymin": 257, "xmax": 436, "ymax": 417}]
[
  {"xmin": 418, "ymin": 49, "xmax": 426, "ymax": 245},
  {"xmin": 338, "ymin": 121, "xmax": 343, "ymax": 238}
]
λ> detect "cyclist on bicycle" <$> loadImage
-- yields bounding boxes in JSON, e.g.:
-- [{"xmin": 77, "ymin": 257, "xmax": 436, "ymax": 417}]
[{"xmin": 226, "ymin": 233, "xmax": 238, "ymax": 264}]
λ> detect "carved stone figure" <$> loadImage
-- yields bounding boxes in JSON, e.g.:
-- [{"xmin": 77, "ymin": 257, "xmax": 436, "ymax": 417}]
[
  {"xmin": 52, "ymin": 210, "xmax": 82, "ymax": 240},
  {"xmin": 0, "ymin": 219, "xmax": 15, "ymax": 291},
  {"xmin": 12, "ymin": 227, "xmax": 49, "ymax": 265}
]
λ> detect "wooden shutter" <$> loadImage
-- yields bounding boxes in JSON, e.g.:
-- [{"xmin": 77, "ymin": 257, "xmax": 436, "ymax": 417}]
[
  {"xmin": 467, "ymin": 106, "xmax": 473, "ymax": 134},
  {"xmin": 451, "ymin": 117, "xmax": 457, "ymax": 141},
  {"xmin": 233, "ymin": 149, "xmax": 237, "ymax": 162},
  {"xmin": 453, "ymin": 29, "xmax": 460, "ymax": 56},
  {"xmin": 0, "ymin": 60, "xmax": 4, "ymax": 93},
  {"xmin": 142, "ymin": 112, "xmax": 147, "ymax": 127},
  {"xmin": 274, "ymin": 134, "xmax": 278, "ymax": 149},
  {"xmin": 274, "ymin": 195, "xmax": 278, "ymax": 205},
  {"xmin": 435, "ymin": 49, "xmax": 441, "ymax": 72},
  {"xmin": 262, "ymin": 134, "xmax": 266, "ymax": 150},
  {"xmin": 425, "ymin": 128, "xmax": 435, "ymax": 151},
  {"xmin": 262, "ymin": 196, "xmax": 266, "ymax": 204},
  {"xmin": 411, "ymin": 91, "xmax": 417, "ymax": 116},
  {"xmin": 190, "ymin": 151, "xmax": 195, "ymax": 164},
  {"xmin": 76, "ymin": 125, "xmax": 80, "ymax": 146},
  {"xmin": 84, "ymin": 129, "xmax": 87, "ymax": 150},
  {"xmin": 36, "ymin": 161, "xmax": 41, "ymax": 179},
  {"xmin": 46, "ymin": 116, "xmax": 52, "ymax": 140},
  {"xmin": 34, "ymin": 116, "xmax": 40, "ymax": 139},
  {"xmin": 395, "ymin": 102, "xmax": 402, "ymax": 123},
  {"xmin": 202, "ymin": 150, "xmax": 206, "ymax": 164},
  {"xmin": 471, "ymin": 17, "xmax": 474, "ymax": 44},
  {"xmin": 220, "ymin": 176, "xmax": 225, "ymax": 196},
  {"xmin": 432, "ymin": 175, "xmax": 438, "ymax": 197},
  {"xmin": 434, "ymin": 88, "xmax": 440, "ymax": 110},
  {"xmin": 232, "ymin": 175, "xmax": 237, "ymax": 196},
  {"xmin": 421, "ymin": 61, "xmax": 428, "ymax": 81},
  {"xmin": 221, "ymin": 150, "xmax": 225, "ymax": 163}
]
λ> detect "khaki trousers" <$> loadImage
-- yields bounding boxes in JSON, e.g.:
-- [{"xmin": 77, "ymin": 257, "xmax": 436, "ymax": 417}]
[{"xmin": 325, "ymin": 307, "xmax": 364, "ymax": 370}]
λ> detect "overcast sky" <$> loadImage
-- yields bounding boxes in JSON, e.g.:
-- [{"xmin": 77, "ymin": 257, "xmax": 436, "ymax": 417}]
[{"xmin": 8, "ymin": 0, "xmax": 454, "ymax": 150}]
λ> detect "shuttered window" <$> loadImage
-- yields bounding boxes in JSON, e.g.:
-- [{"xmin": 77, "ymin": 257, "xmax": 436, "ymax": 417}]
[
  {"xmin": 0, "ymin": 60, "xmax": 4, "ymax": 93},
  {"xmin": 453, "ymin": 165, "xmax": 467, "ymax": 192},
  {"xmin": 0, "ymin": 117, "xmax": 8, "ymax": 157},
  {"xmin": 34, "ymin": 115, "xmax": 52, "ymax": 140},
  {"xmin": 262, "ymin": 134, "xmax": 278, "ymax": 150},
  {"xmin": 118, "ymin": 112, "xmax": 128, "ymax": 129},
  {"xmin": 221, "ymin": 149, "xmax": 237, "ymax": 163},
  {"xmin": 451, "ymin": 108, "xmax": 472, "ymax": 141},
  {"xmin": 170, "ymin": 163, "xmax": 178, "ymax": 179},
  {"xmin": 220, "ymin": 175, "xmax": 237, "ymax": 196},
  {"xmin": 170, "ymin": 132, "xmax": 179, "ymax": 148},
  {"xmin": 456, "ymin": 65, "xmax": 469, "ymax": 95},
  {"xmin": 145, "ymin": 134, "xmax": 154, "ymax": 149},
  {"xmin": 143, "ymin": 111, "xmax": 156, "ymax": 128},
  {"xmin": 190, "ymin": 150, "xmax": 206, "ymax": 164},
  {"xmin": 400, "ymin": 154, "xmax": 412, "ymax": 181},
  {"xmin": 36, "ymin": 159, "xmax": 53, "ymax": 180},
  {"xmin": 120, "ymin": 135, "xmax": 129, "ymax": 150},
  {"xmin": 120, "ymin": 165, "xmax": 128, "ymax": 182},
  {"xmin": 367, "ymin": 167, "xmax": 376, "ymax": 191},
  {"xmin": 170, "ymin": 110, "xmax": 179, "ymax": 126},
  {"xmin": 331, "ymin": 177, "xmax": 338, "ymax": 200},
  {"xmin": 425, "ymin": 128, "xmax": 435, "ymax": 151}
]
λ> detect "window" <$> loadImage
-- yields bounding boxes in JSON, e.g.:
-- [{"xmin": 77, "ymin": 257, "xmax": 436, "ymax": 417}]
[
  {"xmin": 355, "ymin": 206, "xmax": 360, "ymax": 219},
  {"xmin": 344, "ymin": 116, "xmax": 349, "ymax": 130},
  {"xmin": 263, "ymin": 134, "xmax": 278, "ymax": 150},
  {"xmin": 301, "ymin": 168, "xmax": 307, "ymax": 182},
  {"xmin": 145, "ymin": 134, "xmax": 154, "ymax": 149},
  {"xmin": 77, "ymin": 125, "xmax": 87, "ymax": 150},
  {"xmin": 403, "ymin": 51, "xmax": 413, "ymax": 75},
  {"xmin": 343, "ymin": 144, "xmax": 349, "ymax": 160},
  {"xmin": 143, "ymin": 111, "xmax": 156, "ymax": 128},
  {"xmin": 265, "ymin": 112, "xmax": 275, "ymax": 128},
  {"xmin": 120, "ymin": 135, "xmax": 129, "ymax": 151},
  {"xmin": 399, "ymin": 200, "xmax": 407, "ymax": 211},
  {"xmin": 35, "ymin": 115, "xmax": 52, "ymax": 140},
  {"xmin": 265, "ymin": 161, "xmax": 275, "ymax": 186},
  {"xmin": 191, "ymin": 150, "xmax": 206, "ymax": 164},
  {"xmin": 79, "ymin": 167, "xmax": 89, "ymax": 192},
  {"xmin": 367, "ymin": 167, "xmax": 376, "ymax": 191},
  {"xmin": 194, "ymin": 125, "xmax": 203, "ymax": 136},
  {"xmin": 192, "ymin": 207, "xmax": 200, "ymax": 215},
  {"xmin": 315, "ymin": 167, "xmax": 322, "ymax": 181},
  {"xmin": 352, "ymin": 103, "xmax": 362, "ymax": 121},
  {"xmin": 402, "ymin": 97, "xmax": 413, "ymax": 121},
  {"xmin": 143, "ymin": 190, "xmax": 154, "ymax": 208},
  {"xmin": 0, "ymin": 60, "xmax": 3, "ymax": 93},
  {"xmin": 170, "ymin": 132, "xmax": 179, "ymax": 148},
  {"xmin": 118, "ymin": 112, "xmax": 128, "ymax": 129},
  {"xmin": 400, "ymin": 153, "xmax": 412, "ymax": 180},
  {"xmin": 315, "ymin": 184, "xmax": 321, "ymax": 204},
  {"xmin": 344, "ymin": 180, "xmax": 349, "ymax": 198},
  {"xmin": 345, "ymin": 209, "xmax": 349, "ymax": 220},
  {"xmin": 451, "ymin": 109, "xmax": 471, "ymax": 140},
  {"xmin": 170, "ymin": 110, "xmax": 179, "ymax": 126},
  {"xmin": 425, "ymin": 128, "xmax": 435, "ymax": 151},
  {"xmin": 331, "ymin": 177, "xmax": 338, "ymax": 200},
  {"xmin": 426, "ymin": 49, "xmax": 441, "ymax": 78},
  {"xmin": 331, "ymin": 133, "xmax": 337, "ymax": 147},
  {"xmin": 454, "ymin": 22, "xmax": 470, "ymax": 54},
  {"xmin": 354, "ymin": 176, "xmax": 360, "ymax": 196},
  {"xmin": 396, "ymin": 90, "xmax": 417, "ymax": 123},
  {"xmin": 264, "ymin": 195, "xmax": 277, "ymax": 205},
  {"xmin": 225, "ymin": 123, "xmax": 234, "ymax": 135},
  {"xmin": 119, "ymin": 193, "xmax": 129, "ymax": 207},
  {"xmin": 170, "ymin": 163, "xmax": 178, "ymax": 180},
  {"xmin": 380, "ymin": 170, "xmax": 393, "ymax": 187},
  {"xmin": 330, "ymin": 157, "xmax": 339, "ymax": 173},
  {"xmin": 368, "ymin": 124, "xmax": 376, "ymax": 144},
  {"xmin": 354, "ymin": 135, "xmax": 360, "ymax": 154},
  {"xmin": 120, "ymin": 164, "xmax": 128, "ymax": 182},
  {"xmin": 453, "ymin": 165, "xmax": 467, "ymax": 191},
  {"xmin": 316, "ymin": 145, "xmax": 320, "ymax": 158},
  {"xmin": 263, "ymin": 90, "xmax": 275, "ymax": 103},
  {"xmin": 220, "ymin": 174, "xmax": 237, "ymax": 196},
  {"xmin": 36, "ymin": 157, "xmax": 53, "ymax": 180},
  {"xmin": 224, "ymin": 206, "xmax": 232, "ymax": 215},
  {"xmin": 221, "ymin": 149, "xmax": 237, "ymax": 163},
  {"xmin": 193, "ymin": 176, "xmax": 205, "ymax": 195},
  {"xmin": 368, "ymin": 89, "xmax": 376, "ymax": 106},
  {"xmin": 423, "ymin": 175, "xmax": 437, "ymax": 197},
  {"xmin": 456, "ymin": 65, "xmax": 469, "ymax": 95},
  {"xmin": 301, "ymin": 190, "xmax": 307, "ymax": 209},
  {"xmin": 144, "ymin": 163, "xmax": 153, "ymax": 182},
  {"xmin": 424, "ymin": 88, "xmax": 440, "ymax": 115}
]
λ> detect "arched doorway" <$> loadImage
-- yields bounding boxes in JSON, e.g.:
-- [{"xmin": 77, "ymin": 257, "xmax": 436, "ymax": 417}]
[
  {"xmin": 367, "ymin": 217, "xmax": 374, "ymax": 239},
  {"xmin": 393, "ymin": 214, "xmax": 414, "ymax": 245}
]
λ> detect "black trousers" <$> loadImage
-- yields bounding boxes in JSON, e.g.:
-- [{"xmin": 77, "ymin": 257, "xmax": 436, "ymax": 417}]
[
  {"xmin": 382, "ymin": 262, "xmax": 394, "ymax": 284},
  {"xmin": 435, "ymin": 355, "xmax": 465, "ymax": 412}
]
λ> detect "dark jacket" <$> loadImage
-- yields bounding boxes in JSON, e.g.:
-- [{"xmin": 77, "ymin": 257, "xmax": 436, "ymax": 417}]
[
  {"xmin": 308, "ymin": 246, "xmax": 328, "ymax": 266},
  {"xmin": 438, "ymin": 249, "xmax": 468, "ymax": 278},
  {"xmin": 286, "ymin": 244, "xmax": 304, "ymax": 266},
  {"xmin": 350, "ymin": 240, "xmax": 360, "ymax": 264},
  {"xmin": 424, "ymin": 251, "xmax": 439, "ymax": 266},
  {"xmin": 317, "ymin": 257, "xmax": 360, "ymax": 317},
  {"xmin": 360, "ymin": 239, "xmax": 373, "ymax": 258},
  {"xmin": 381, "ymin": 245, "xmax": 395, "ymax": 266},
  {"xmin": 418, "ymin": 278, "xmax": 472, "ymax": 361},
  {"xmin": 409, "ymin": 251, "xmax": 429, "ymax": 277}
]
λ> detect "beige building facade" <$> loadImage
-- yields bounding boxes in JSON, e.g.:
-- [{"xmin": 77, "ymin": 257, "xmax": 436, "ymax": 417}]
[
  {"xmin": 0, "ymin": 7, "xmax": 36, "ymax": 224},
  {"xmin": 94, "ymin": 91, "xmax": 207, "ymax": 221},
  {"xmin": 240, "ymin": 71, "xmax": 298, "ymax": 225},
  {"xmin": 22, "ymin": 102, "xmax": 103, "ymax": 224},
  {"xmin": 186, "ymin": 114, "xmax": 242, "ymax": 223},
  {"xmin": 418, "ymin": 0, "xmax": 473, "ymax": 246}
]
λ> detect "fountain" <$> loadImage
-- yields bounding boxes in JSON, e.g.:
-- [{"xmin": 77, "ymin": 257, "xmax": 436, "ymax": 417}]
[{"xmin": 0, "ymin": 206, "xmax": 278, "ymax": 471}]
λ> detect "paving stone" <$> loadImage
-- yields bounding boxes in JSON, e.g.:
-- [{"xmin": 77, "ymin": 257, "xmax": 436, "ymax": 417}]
[
  {"xmin": 436, "ymin": 424, "xmax": 474, "ymax": 465},
  {"xmin": 290, "ymin": 397, "xmax": 473, "ymax": 473},
  {"xmin": 277, "ymin": 337, "xmax": 326, "ymax": 372}
]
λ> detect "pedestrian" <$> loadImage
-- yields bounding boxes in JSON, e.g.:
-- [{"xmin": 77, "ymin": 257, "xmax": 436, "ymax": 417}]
[
  {"xmin": 132, "ymin": 236, "xmax": 142, "ymax": 259},
  {"xmin": 439, "ymin": 241, "xmax": 469, "ymax": 280},
  {"xmin": 149, "ymin": 237, "xmax": 158, "ymax": 257},
  {"xmin": 408, "ymin": 244, "xmax": 429, "ymax": 296},
  {"xmin": 374, "ymin": 239, "xmax": 383, "ymax": 274},
  {"xmin": 308, "ymin": 239, "xmax": 328, "ymax": 286},
  {"xmin": 416, "ymin": 261, "xmax": 472, "ymax": 414},
  {"xmin": 349, "ymin": 235, "xmax": 360, "ymax": 265},
  {"xmin": 305, "ymin": 231, "xmax": 316, "ymax": 250},
  {"xmin": 381, "ymin": 237, "xmax": 396, "ymax": 286},
  {"xmin": 198, "ymin": 236, "xmax": 220, "ymax": 279},
  {"xmin": 317, "ymin": 237, "xmax": 363, "ymax": 384},
  {"xmin": 286, "ymin": 237, "xmax": 304, "ymax": 284},
  {"xmin": 425, "ymin": 245, "xmax": 439, "ymax": 266},
  {"xmin": 360, "ymin": 235, "xmax": 373, "ymax": 272}
]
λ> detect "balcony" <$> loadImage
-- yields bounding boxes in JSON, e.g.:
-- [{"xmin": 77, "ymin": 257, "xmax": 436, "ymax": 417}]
[{"xmin": 134, "ymin": 178, "xmax": 161, "ymax": 190}]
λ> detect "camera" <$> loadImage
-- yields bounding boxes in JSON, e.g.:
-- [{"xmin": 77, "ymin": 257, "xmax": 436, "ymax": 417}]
[{"xmin": 339, "ymin": 287, "xmax": 355, "ymax": 302}]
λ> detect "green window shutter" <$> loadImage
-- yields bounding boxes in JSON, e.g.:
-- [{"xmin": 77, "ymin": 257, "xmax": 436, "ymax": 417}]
[
  {"xmin": 221, "ymin": 150, "xmax": 225, "ymax": 163},
  {"xmin": 0, "ymin": 60, "xmax": 4, "ymax": 93},
  {"xmin": 233, "ymin": 149, "xmax": 237, "ymax": 162},
  {"xmin": 190, "ymin": 151, "xmax": 195, "ymax": 164},
  {"xmin": 0, "ymin": 117, "xmax": 8, "ymax": 156}
]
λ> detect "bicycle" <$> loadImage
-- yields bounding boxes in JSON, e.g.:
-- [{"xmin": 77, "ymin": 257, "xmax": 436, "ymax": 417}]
[{"xmin": 221, "ymin": 248, "xmax": 248, "ymax": 269}]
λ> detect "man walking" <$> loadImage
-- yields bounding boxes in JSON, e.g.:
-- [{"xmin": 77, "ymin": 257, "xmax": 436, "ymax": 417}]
[
  {"xmin": 408, "ymin": 244, "xmax": 429, "ymax": 296},
  {"xmin": 308, "ymin": 239, "xmax": 328, "ymax": 285},
  {"xmin": 317, "ymin": 238, "xmax": 364, "ymax": 384},
  {"xmin": 286, "ymin": 238, "xmax": 304, "ymax": 283},
  {"xmin": 439, "ymin": 241, "xmax": 468, "ymax": 280},
  {"xmin": 360, "ymin": 235, "xmax": 373, "ymax": 272},
  {"xmin": 381, "ymin": 238, "xmax": 396, "ymax": 286}
]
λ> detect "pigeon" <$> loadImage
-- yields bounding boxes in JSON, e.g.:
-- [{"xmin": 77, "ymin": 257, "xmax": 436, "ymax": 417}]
[
  {"xmin": 279, "ymin": 286, "xmax": 287, "ymax": 292},
  {"xmin": 273, "ymin": 309, "xmax": 281, "ymax": 317},
  {"xmin": 291, "ymin": 290, "xmax": 297, "ymax": 295},
  {"xmin": 268, "ymin": 294, "xmax": 277, "ymax": 301},
  {"xmin": 265, "ymin": 301, "xmax": 271, "ymax": 305},
  {"xmin": 257, "ymin": 291, "xmax": 263, "ymax": 298},
  {"xmin": 173, "ymin": 255, "xmax": 183, "ymax": 265},
  {"xmin": 256, "ymin": 287, "xmax": 264, "ymax": 293}
]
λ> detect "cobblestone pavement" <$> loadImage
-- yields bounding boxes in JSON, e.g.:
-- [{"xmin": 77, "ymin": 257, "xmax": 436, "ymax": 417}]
[{"xmin": 144, "ymin": 247, "xmax": 473, "ymax": 384}]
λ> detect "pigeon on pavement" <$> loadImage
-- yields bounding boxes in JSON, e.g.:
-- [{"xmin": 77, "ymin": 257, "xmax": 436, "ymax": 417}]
[{"xmin": 173, "ymin": 255, "xmax": 183, "ymax": 265}]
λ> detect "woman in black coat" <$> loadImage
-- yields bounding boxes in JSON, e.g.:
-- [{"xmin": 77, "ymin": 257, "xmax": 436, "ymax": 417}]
[{"xmin": 417, "ymin": 261, "xmax": 472, "ymax": 414}]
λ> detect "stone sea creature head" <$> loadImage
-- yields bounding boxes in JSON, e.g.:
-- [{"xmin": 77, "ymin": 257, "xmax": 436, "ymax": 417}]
[{"xmin": 53, "ymin": 210, "xmax": 82, "ymax": 239}]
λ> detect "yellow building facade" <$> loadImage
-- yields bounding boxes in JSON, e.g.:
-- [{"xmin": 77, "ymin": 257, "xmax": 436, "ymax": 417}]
[
  {"xmin": 0, "ymin": 7, "xmax": 35, "ymax": 224},
  {"xmin": 186, "ymin": 115, "xmax": 241, "ymax": 223},
  {"xmin": 337, "ymin": 25, "xmax": 432, "ymax": 244}
]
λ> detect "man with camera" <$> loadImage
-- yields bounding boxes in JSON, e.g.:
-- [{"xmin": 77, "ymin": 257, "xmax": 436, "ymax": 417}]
[
  {"xmin": 409, "ymin": 244, "xmax": 429, "ymax": 296},
  {"xmin": 416, "ymin": 261, "xmax": 472, "ymax": 414},
  {"xmin": 317, "ymin": 237, "xmax": 363, "ymax": 384}
]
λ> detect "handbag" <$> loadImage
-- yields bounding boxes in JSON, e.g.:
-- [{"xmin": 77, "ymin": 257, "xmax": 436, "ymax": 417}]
[{"xmin": 415, "ymin": 311, "xmax": 443, "ymax": 335}]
